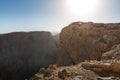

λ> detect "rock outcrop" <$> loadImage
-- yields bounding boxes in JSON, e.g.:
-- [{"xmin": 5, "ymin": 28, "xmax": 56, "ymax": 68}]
[
  {"xmin": 31, "ymin": 61, "xmax": 120, "ymax": 80},
  {"xmin": 102, "ymin": 44, "xmax": 120, "ymax": 60},
  {"xmin": 0, "ymin": 31, "xmax": 57, "ymax": 80},
  {"xmin": 31, "ymin": 64, "xmax": 99, "ymax": 80},
  {"xmin": 81, "ymin": 60, "xmax": 120, "ymax": 77},
  {"xmin": 57, "ymin": 22, "xmax": 120, "ymax": 66}
]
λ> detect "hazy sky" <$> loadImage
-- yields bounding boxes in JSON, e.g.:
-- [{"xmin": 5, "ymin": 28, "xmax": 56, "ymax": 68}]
[{"xmin": 0, "ymin": 0, "xmax": 120, "ymax": 33}]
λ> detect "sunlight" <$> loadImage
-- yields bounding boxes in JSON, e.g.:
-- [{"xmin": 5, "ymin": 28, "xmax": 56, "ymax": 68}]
[{"xmin": 66, "ymin": 0, "xmax": 100, "ymax": 17}]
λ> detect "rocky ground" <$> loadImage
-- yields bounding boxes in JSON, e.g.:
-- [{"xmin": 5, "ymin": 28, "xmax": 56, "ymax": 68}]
[{"xmin": 30, "ymin": 60, "xmax": 120, "ymax": 80}]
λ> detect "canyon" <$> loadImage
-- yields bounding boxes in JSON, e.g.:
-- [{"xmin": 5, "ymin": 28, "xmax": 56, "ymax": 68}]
[
  {"xmin": 0, "ymin": 22, "xmax": 120, "ymax": 80},
  {"xmin": 32, "ymin": 22, "xmax": 120, "ymax": 80}
]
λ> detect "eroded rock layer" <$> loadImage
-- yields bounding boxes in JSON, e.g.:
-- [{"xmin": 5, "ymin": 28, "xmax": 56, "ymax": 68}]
[{"xmin": 102, "ymin": 44, "xmax": 120, "ymax": 60}]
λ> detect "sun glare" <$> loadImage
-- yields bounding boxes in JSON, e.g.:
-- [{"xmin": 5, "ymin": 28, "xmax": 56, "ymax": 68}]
[{"xmin": 66, "ymin": 0, "xmax": 100, "ymax": 17}]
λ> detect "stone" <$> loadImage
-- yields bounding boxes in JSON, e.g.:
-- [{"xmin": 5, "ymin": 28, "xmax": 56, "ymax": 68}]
[
  {"xmin": 81, "ymin": 60, "xmax": 120, "ymax": 77},
  {"xmin": 102, "ymin": 44, "xmax": 120, "ymax": 60}
]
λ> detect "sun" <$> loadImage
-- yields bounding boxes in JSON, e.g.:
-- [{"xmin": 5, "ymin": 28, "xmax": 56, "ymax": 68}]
[{"xmin": 66, "ymin": 0, "xmax": 100, "ymax": 17}]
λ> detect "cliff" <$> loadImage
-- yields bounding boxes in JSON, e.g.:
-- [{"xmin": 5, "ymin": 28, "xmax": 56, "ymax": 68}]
[
  {"xmin": 0, "ymin": 31, "xmax": 57, "ymax": 80},
  {"xmin": 57, "ymin": 22, "xmax": 120, "ymax": 66}
]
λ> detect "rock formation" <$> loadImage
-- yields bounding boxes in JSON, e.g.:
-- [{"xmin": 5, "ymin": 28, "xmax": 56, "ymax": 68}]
[
  {"xmin": 102, "ymin": 44, "xmax": 120, "ymax": 60},
  {"xmin": 31, "ymin": 61, "xmax": 120, "ymax": 80},
  {"xmin": 82, "ymin": 60, "xmax": 120, "ymax": 74},
  {"xmin": 31, "ymin": 64, "xmax": 99, "ymax": 80},
  {"xmin": 57, "ymin": 22, "xmax": 120, "ymax": 66},
  {"xmin": 81, "ymin": 60, "xmax": 120, "ymax": 77},
  {"xmin": 0, "ymin": 31, "xmax": 57, "ymax": 80}
]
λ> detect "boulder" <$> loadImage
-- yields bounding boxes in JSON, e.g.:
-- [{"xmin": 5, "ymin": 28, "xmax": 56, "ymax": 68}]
[
  {"xmin": 0, "ymin": 31, "xmax": 57, "ymax": 80},
  {"xmin": 57, "ymin": 22, "xmax": 120, "ymax": 66}
]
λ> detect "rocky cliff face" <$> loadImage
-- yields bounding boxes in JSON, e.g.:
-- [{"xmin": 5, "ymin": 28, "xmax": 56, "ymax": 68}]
[
  {"xmin": 57, "ymin": 22, "xmax": 120, "ymax": 66},
  {"xmin": 0, "ymin": 31, "xmax": 57, "ymax": 80}
]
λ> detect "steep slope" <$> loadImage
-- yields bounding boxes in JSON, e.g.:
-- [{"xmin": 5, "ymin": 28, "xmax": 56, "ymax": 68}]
[
  {"xmin": 0, "ymin": 31, "xmax": 57, "ymax": 80},
  {"xmin": 57, "ymin": 22, "xmax": 120, "ymax": 66}
]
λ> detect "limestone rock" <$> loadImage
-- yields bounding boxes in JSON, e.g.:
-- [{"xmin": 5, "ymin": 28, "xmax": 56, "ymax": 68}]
[
  {"xmin": 31, "ymin": 60, "xmax": 120, "ymax": 80},
  {"xmin": 57, "ymin": 22, "xmax": 120, "ymax": 66},
  {"xmin": 81, "ymin": 60, "xmax": 120, "ymax": 77},
  {"xmin": 102, "ymin": 44, "xmax": 120, "ymax": 60},
  {"xmin": 31, "ymin": 64, "xmax": 99, "ymax": 80}
]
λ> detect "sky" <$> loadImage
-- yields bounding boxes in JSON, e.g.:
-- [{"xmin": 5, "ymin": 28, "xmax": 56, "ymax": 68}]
[{"xmin": 0, "ymin": 0, "xmax": 120, "ymax": 33}]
